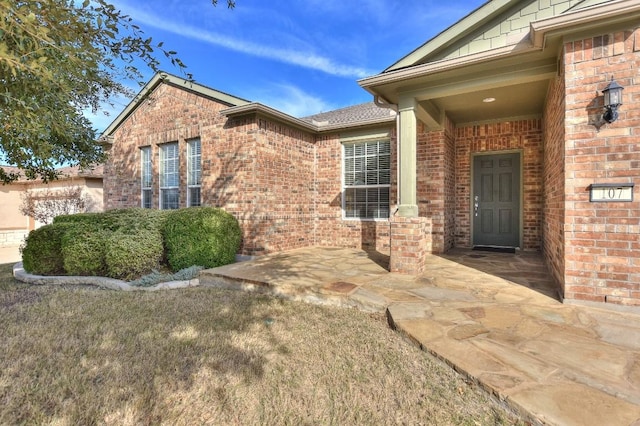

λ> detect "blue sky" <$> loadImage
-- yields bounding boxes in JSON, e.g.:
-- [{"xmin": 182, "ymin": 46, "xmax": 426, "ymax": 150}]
[{"xmin": 88, "ymin": 0, "xmax": 486, "ymax": 133}]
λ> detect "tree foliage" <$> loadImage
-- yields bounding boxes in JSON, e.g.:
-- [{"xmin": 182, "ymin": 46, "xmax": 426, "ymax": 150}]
[{"xmin": 0, "ymin": 0, "xmax": 235, "ymax": 184}]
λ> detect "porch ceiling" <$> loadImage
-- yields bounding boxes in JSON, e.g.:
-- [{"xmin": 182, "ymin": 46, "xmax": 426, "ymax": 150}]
[{"xmin": 426, "ymin": 79, "xmax": 550, "ymax": 125}]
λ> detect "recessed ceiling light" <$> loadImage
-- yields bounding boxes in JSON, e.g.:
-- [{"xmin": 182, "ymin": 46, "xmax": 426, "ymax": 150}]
[{"xmin": 483, "ymin": 97, "xmax": 496, "ymax": 103}]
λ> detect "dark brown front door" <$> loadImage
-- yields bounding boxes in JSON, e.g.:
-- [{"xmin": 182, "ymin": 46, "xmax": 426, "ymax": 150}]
[{"xmin": 472, "ymin": 153, "xmax": 520, "ymax": 248}]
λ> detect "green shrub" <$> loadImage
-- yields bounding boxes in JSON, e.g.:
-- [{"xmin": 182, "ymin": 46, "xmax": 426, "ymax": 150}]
[
  {"xmin": 21, "ymin": 223, "xmax": 71, "ymax": 275},
  {"xmin": 163, "ymin": 207, "xmax": 241, "ymax": 271},
  {"xmin": 53, "ymin": 212, "xmax": 101, "ymax": 227},
  {"xmin": 101, "ymin": 208, "xmax": 168, "ymax": 232},
  {"xmin": 61, "ymin": 224, "xmax": 108, "ymax": 276},
  {"xmin": 55, "ymin": 208, "xmax": 168, "ymax": 233},
  {"xmin": 25, "ymin": 207, "xmax": 233, "ymax": 280},
  {"xmin": 105, "ymin": 229, "xmax": 164, "ymax": 281}
]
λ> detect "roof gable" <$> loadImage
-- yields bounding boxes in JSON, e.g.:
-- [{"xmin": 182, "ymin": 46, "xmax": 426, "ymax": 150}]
[
  {"xmin": 101, "ymin": 72, "xmax": 250, "ymax": 137},
  {"xmin": 385, "ymin": 0, "xmax": 610, "ymax": 72}
]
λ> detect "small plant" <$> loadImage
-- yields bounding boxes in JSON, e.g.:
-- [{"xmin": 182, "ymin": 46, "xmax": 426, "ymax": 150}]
[{"xmin": 128, "ymin": 266, "xmax": 204, "ymax": 287}]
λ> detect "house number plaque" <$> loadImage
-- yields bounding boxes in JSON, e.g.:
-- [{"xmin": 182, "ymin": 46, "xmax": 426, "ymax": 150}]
[{"xmin": 589, "ymin": 183, "xmax": 634, "ymax": 202}]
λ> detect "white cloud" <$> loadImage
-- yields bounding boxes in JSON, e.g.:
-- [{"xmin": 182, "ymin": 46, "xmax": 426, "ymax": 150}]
[
  {"xmin": 117, "ymin": 3, "xmax": 375, "ymax": 78},
  {"xmin": 251, "ymin": 84, "xmax": 334, "ymax": 118}
]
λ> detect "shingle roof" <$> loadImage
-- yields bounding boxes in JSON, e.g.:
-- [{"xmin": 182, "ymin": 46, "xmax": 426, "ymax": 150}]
[
  {"xmin": 56, "ymin": 164, "xmax": 104, "ymax": 178},
  {"xmin": 300, "ymin": 102, "xmax": 396, "ymax": 126},
  {"xmin": 0, "ymin": 164, "xmax": 103, "ymax": 182}
]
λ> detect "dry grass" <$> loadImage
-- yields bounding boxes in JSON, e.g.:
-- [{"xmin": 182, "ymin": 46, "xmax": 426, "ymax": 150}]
[{"xmin": 0, "ymin": 262, "xmax": 522, "ymax": 425}]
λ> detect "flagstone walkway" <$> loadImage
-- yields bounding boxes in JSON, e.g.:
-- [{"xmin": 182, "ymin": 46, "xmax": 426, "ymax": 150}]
[{"xmin": 200, "ymin": 247, "xmax": 640, "ymax": 426}]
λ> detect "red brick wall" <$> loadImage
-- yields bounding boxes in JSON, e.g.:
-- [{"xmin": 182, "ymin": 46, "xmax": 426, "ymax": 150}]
[
  {"xmin": 562, "ymin": 27, "xmax": 640, "ymax": 306},
  {"xmin": 454, "ymin": 120, "xmax": 544, "ymax": 250},
  {"xmin": 104, "ymin": 83, "xmax": 227, "ymax": 210},
  {"xmin": 104, "ymin": 83, "xmax": 317, "ymax": 256},
  {"xmin": 314, "ymin": 129, "xmax": 396, "ymax": 254},
  {"xmin": 542, "ymin": 74, "xmax": 566, "ymax": 294},
  {"xmin": 389, "ymin": 216, "xmax": 431, "ymax": 274},
  {"xmin": 416, "ymin": 116, "xmax": 456, "ymax": 253},
  {"xmin": 444, "ymin": 119, "xmax": 457, "ymax": 252},
  {"xmin": 232, "ymin": 117, "xmax": 316, "ymax": 255}
]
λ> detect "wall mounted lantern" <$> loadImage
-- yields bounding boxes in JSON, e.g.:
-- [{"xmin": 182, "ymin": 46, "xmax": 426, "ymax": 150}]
[{"xmin": 602, "ymin": 77, "xmax": 624, "ymax": 123}]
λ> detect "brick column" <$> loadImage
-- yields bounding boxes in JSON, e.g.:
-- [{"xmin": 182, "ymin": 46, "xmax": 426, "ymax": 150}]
[{"xmin": 389, "ymin": 216, "xmax": 431, "ymax": 274}]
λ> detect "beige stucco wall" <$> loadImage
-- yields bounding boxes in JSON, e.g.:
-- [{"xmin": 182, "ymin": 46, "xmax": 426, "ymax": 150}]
[
  {"xmin": 0, "ymin": 184, "xmax": 30, "ymax": 247},
  {"xmin": 0, "ymin": 177, "xmax": 103, "ymax": 247}
]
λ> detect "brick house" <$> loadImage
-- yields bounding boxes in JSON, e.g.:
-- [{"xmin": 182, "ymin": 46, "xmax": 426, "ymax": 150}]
[
  {"xmin": 103, "ymin": 0, "xmax": 640, "ymax": 308},
  {"xmin": 101, "ymin": 75, "xmax": 397, "ymax": 257}
]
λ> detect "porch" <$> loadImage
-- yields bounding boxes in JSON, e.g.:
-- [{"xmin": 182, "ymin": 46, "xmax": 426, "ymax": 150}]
[{"xmin": 200, "ymin": 247, "xmax": 640, "ymax": 425}]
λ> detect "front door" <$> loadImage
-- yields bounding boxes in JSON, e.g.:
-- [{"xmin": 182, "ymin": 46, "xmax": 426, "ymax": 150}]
[{"xmin": 472, "ymin": 152, "xmax": 520, "ymax": 248}]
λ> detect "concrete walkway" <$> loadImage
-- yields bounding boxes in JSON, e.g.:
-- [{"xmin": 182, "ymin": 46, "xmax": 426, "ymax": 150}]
[{"xmin": 200, "ymin": 247, "xmax": 640, "ymax": 426}]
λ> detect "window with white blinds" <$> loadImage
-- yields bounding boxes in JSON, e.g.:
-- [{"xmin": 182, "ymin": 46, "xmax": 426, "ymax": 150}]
[
  {"xmin": 187, "ymin": 138, "xmax": 201, "ymax": 207},
  {"xmin": 343, "ymin": 140, "xmax": 390, "ymax": 219},
  {"xmin": 140, "ymin": 146, "xmax": 152, "ymax": 209},
  {"xmin": 160, "ymin": 142, "xmax": 179, "ymax": 209}
]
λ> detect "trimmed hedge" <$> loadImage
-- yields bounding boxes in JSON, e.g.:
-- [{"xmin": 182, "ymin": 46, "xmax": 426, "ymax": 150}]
[
  {"xmin": 105, "ymin": 229, "xmax": 164, "ymax": 281},
  {"xmin": 55, "ymin": 208, "xmax": 168, "ymax": 232},
  {"xmin": 22, "ymin": 207, "xmax": 240, "ymax": 280},
  {"xmin": 61, "ymin": 224, "xmax": 108, "ymax": 276},
  {"xmin": 163, "ymin": 207, "xmax": 242, "ymax": 271},
  {"xmin": 21, "ymin": 223, "xmax": 70, "ymax": 275}
]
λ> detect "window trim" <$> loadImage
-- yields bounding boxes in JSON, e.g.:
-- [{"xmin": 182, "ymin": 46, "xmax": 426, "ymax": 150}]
[
  {"xmin": 187, "ymin": 138, "xmax": 202, "ymax": 207},
  {"xmin": 159, "ymin": 142, "xmax": 180, "ymax": 210},
  {"xmin": 140, "ymin": 146, "xmax": 152, "ymax": 209},
  {"xmin": 341, "ymin": 139, "xmax": 391, "ymax": 221}
]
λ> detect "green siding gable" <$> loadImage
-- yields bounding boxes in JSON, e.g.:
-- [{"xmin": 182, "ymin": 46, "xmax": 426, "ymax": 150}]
[
  {"xmin": 437, "ymin": 0, "xmax": 583, "ymax": 61},
  {"xmin": 389, "ymin": 0, "xmax": 615, "ymax": 69}
]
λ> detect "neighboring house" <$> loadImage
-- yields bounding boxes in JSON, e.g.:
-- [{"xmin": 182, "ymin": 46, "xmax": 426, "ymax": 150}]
[
  {"xmin": 0, "ymin": 165, "xmax": 104, "ymax": 247},
  {"xmin": 103, "ymin": 0, "xmax": 639, "ymax": 308}
]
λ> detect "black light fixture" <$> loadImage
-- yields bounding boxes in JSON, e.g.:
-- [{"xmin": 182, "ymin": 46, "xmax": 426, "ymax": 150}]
[{"xmin": 602, "ymin": 77, "xmax": 624, "ymax": 123}]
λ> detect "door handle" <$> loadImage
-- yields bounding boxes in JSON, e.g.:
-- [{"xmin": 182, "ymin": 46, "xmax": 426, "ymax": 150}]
[{"xmin": 474, "ymin": 195, "xmax": 479, "ymax": 217}]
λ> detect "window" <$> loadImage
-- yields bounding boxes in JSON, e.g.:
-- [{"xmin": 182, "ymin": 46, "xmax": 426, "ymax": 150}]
[
  {"xmin": 187, "ymin": 138, "xmax": 201, "ymax": 207},
  {"xmin": 343, "ymin": 139, "xmax": 390, "ymax": 219},
  {"xmin": 140, "ymin": 146, "xmax": 152, "ymax": 208},
  {"xmin": 160, "ymin": 142, "xmax": 179, "ymax": 209}
]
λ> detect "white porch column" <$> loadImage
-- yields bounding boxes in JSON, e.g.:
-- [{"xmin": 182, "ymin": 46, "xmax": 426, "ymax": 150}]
[{"xmin": 397, "ymin": 97, "xmax": 419, "ymax": 217}]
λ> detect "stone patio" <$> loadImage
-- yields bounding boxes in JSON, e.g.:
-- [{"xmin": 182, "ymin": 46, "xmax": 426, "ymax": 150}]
[{"xmin": 200, "ymin": 247, "xmax": 640, "ymax": 425}]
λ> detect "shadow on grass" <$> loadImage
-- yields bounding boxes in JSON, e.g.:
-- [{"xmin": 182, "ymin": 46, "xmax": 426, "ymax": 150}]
[{"xmin": 0, "ymin": 264, "xmax": 289, "ymax": 424}]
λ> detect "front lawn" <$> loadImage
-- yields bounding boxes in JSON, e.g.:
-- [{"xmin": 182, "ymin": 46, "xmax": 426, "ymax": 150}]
[{"xmin": 0, "ymin": 263, "xmax": 522, "ymax": 425}]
